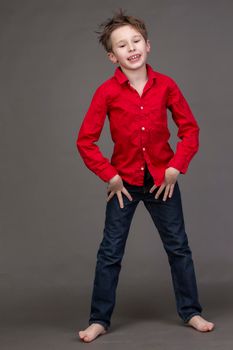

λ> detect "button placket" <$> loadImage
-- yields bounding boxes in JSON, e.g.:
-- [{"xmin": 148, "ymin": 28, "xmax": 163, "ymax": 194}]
[{"xmin": 140, "ymin": 103, "xmax": 146, "ymax": 174}]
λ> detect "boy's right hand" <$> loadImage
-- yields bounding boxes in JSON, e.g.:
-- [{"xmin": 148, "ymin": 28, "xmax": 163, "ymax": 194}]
[{"xmin": 107, "ymin": 175, "xmax": 133, "ymax": 209}]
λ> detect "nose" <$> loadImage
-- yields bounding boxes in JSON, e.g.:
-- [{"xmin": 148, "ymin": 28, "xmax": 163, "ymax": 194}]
[{"xmin": 128, "ymin": 42, "xmax": 136, "ymax": 52}]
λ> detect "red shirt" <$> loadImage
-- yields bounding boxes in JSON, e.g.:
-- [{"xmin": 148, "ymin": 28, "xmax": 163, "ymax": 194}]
[{"xmin": 76, "ymin": 63, "xmax": 200, "ymax": 187}]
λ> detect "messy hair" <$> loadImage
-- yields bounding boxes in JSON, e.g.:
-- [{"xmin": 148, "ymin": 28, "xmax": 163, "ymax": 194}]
[{"xmin": 95, "ymin": 8, "xmax": 148, "ymax": 53}]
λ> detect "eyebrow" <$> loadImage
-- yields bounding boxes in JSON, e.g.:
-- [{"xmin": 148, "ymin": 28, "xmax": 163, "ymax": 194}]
[{"xmin": 116, "ymin": 35, "xmax": 141, "ymax": 45}]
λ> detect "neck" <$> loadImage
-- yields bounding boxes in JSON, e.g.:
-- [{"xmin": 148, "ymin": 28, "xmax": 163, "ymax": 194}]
[{"xmin": 120, "ymin": 64, "xmax": 148, "ymax": 85}]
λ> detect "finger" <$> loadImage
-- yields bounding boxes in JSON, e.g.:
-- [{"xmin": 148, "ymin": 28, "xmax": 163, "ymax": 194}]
[
  {"xmin": 107, "ymin": 191, "xmax": 115, "ymax": 202},
  {"xmin": 163, "ymin": 184, "xmax": 170, "ymax": 201},
  {"xmin": 117, "ymin": 191, "xmax": 124, "ymax": 208},
  {"xmin": 122, "ymin": 187, "xmax": 133, "ymax": 201},
  {"xmin": 168, "ymin": 183, "xmax": 175, "ymax": 198},
  {"xmin": 155, "ymin": 184, "xmax": 165, "ymax": 199},
  {"xmin": 149, "ymin": 184, "xmax": 157, "ymax": 193}
]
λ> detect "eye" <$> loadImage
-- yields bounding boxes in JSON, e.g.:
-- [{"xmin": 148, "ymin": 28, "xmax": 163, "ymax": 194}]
[{"xmin": 118, "ymin": 39, "xmax": 140, "ymax": 48}]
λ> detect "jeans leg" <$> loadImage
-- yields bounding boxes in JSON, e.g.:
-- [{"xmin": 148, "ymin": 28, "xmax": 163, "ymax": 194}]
[
  {"xmin": 143, "ymin": 182, "xmax": 203, "ymax": 323},
  {"xmin": 88, "ymin": 192, "xmax": 140, "ymax": 330}
]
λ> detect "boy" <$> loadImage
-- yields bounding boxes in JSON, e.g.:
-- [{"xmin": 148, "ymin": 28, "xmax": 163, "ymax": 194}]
[{"xmin": 76, "ymin": 9, "xmax": 214, "ymax": 343}]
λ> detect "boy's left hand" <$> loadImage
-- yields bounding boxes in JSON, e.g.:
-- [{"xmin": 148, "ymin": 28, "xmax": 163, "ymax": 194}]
[{"xmin": 149, "ymin": 167, "xmax": 180, "ymax": 201}]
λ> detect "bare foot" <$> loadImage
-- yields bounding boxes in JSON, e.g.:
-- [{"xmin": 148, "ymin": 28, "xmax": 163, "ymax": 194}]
[
  {"xmin": 187, "ymin": 315, "xmax": 215, "ymax": 332},
  {"xmin": 78, "ymin": 323, "xmax": 107, "ymax": 342}
]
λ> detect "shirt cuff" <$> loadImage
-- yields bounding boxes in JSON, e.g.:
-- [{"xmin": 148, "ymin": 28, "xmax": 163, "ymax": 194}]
[
  {"xmin": 167, "ymin": 156, "xmax": 189, "ymax": 174},
  {"xmin": 98, "ymin": 166, "xmax": 119, "ymax": 183}
]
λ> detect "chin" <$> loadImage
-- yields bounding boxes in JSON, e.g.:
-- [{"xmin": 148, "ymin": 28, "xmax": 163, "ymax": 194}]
[
  {"xmin": 123, "ymin": 59, "xmax": 145, "ymax": 70},
  {"xmin": 129, "ymin": 61, "xmax": 146, "ymax": 70}
]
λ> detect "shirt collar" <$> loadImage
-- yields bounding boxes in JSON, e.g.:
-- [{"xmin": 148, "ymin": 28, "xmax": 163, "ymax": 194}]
[{"xmin": 114, "ymin": 63, "xmax": 157, "ymax": 85}]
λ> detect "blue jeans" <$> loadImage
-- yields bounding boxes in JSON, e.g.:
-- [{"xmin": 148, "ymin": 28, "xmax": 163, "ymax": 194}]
[{"xmin": 88, "ymin": 179, "xmax": 202, "ymax": 330}]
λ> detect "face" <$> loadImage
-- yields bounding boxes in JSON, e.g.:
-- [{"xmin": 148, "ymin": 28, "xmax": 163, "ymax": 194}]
[{"xmin": 107, "ymin": 25, "xmax": 151, "ymax": 71}]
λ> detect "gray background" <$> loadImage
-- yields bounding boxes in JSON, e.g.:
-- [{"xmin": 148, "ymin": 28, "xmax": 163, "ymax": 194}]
[{"xmin": 1, "ymin": 0, "xmax": 233, "ymax": 349}]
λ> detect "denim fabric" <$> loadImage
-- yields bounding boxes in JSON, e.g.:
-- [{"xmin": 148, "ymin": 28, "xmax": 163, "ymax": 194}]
[{"xmin": 88, "ymin": 169, "xmax": 202, "ymax": 330}]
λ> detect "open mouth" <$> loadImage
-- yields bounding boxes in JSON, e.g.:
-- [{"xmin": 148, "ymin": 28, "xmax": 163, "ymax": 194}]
[{"xmin": 127, "ymin": 54, "xmax": 141, "ymax": 62}]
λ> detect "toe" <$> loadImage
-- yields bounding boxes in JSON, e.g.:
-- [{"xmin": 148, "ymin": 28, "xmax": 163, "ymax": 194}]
[
  {"xmin": 209, "ymin": 323, "xmax": 215, "ymax": 331},
  {"xmin": 79, "ymin": 331, "xmax": 90, "ymax": 341},
  {"xmin": 200, "ymin": 321, "xmax": 215, "ymax": 332}
]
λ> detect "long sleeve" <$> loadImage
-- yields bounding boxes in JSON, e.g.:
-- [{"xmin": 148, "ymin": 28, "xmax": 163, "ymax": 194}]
[
  {"xmin": 76, "ymin": 86, "xmax": 118, "ymax": 182},
  {"xmin": 166, "ymin": 78, "xmax": 200, "ymax": 174}
]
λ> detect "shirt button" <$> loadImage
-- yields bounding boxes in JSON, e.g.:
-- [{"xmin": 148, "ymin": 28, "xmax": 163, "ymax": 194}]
[
  {"xmin": 140, "ymin": 106, "xmax": 144, "ymax": 109},
  {"xmin": 141, "ymin": 167, "xmax": 144, "ymax": 171},
  {"xmin": 142, "ymin": 147, "xmax": 145, "ymax": 151},
  {"xmin": 141, "ymin": 126, "xmax": 145, "ymax": 131}
]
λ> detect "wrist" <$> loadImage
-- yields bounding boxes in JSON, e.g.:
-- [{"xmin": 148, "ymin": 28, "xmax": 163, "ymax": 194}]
[
  {"xmin": 167, "ymin": 167, "xmax": 180, "ymax": 174},
  {"xmin": 109, "ymin": 174, "xmax": 121, "ymax": 184}
]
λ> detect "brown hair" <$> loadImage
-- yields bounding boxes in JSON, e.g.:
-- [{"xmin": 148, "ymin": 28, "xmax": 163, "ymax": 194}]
[{"xmin": 95, "ymin": 8, "xmax": 148, "ymax": 53}]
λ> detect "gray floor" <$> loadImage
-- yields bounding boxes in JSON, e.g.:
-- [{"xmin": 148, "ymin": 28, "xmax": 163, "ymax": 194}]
[{"xmin": 1, "ymin": 281, "xmax": 232, "ymax": 350}]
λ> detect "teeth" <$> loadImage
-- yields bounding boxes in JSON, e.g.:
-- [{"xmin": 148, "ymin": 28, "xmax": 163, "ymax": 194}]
[{"xmin": 128, "ymin": 54, "xmax": 140, "ymax": 60}]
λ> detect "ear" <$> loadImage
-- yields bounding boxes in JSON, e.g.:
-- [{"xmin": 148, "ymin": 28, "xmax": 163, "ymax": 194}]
[
  {"xmin": 146, "ymin": 39, "xmax": 151, "ymax": 53},
  {"xmin": 107, "ymin": 51, "xmax": 118, "ymax": 64}
]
